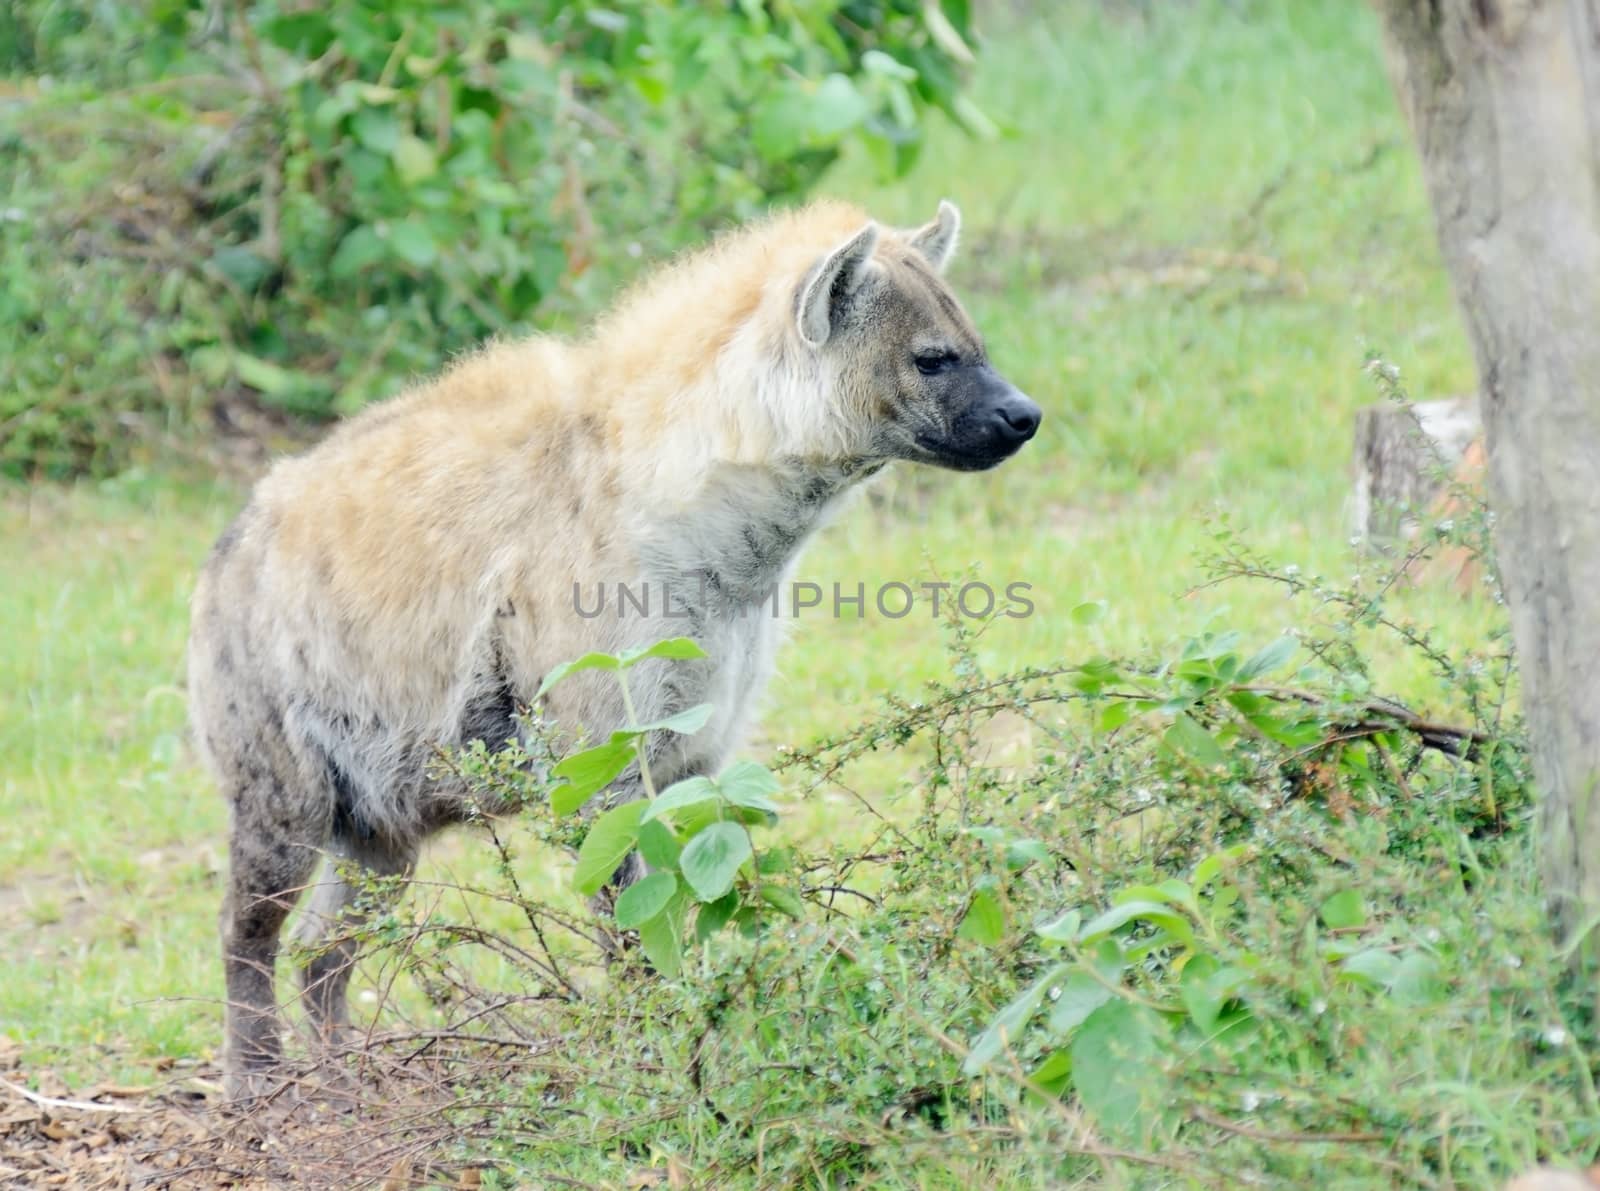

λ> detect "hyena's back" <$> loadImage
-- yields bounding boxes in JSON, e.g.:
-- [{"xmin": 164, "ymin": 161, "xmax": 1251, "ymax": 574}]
[{"xmin": 189, "ymin": 339, "xmax": 617, "ymax": 842}]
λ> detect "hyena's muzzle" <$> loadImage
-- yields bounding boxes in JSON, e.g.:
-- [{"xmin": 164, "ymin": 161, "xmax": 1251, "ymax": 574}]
[{"xmin": 916, "ymin": 362, "xmax": 1041, "ymax": 472}]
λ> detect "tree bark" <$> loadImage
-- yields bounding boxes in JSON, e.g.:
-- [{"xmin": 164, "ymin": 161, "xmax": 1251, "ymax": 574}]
[
  {"xmin": 1351, "ymin": 396, "xmax": 1480, "ymax": 546},
  {"xmin": 1373, "ymin": 0, "xmax": 1600, "ymax": 988}
]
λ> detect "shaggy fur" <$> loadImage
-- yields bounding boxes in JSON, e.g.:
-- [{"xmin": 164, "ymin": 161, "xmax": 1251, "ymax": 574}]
[{"xmin": 188, "ymin": 198, "xmax": 1040, "ymax": 1098}]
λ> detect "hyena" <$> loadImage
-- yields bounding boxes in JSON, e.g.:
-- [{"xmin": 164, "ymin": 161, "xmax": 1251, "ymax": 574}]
[{"xmin": 188, "ymin": 199, "xmax": 1040, "ymax": 1098}]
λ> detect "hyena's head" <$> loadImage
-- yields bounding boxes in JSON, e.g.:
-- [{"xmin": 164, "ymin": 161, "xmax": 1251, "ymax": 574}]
[{"xmin": 795, "ymin": 201, "xmax": 1041, "ymax": 472}]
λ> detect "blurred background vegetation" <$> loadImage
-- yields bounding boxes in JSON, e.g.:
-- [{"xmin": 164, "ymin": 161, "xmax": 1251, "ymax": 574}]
[{"xmin": 1, "ymin": 0, "xmax": 981, "ymax": 476}]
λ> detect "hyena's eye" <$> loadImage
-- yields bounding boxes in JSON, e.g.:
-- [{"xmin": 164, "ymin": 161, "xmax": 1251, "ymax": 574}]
[{"xmin": 914, "ymin": 351, "xmax": 960, "ymax": 376}]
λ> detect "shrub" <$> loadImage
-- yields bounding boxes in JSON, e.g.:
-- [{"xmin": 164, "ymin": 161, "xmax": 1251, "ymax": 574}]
[
  {"xmin": 0, "ymin": 0, "xmax": 985, "ymax": 476},
  {"xmin": 240, "ymin": 522, "xmax": 1600, "ymax": 1189}
]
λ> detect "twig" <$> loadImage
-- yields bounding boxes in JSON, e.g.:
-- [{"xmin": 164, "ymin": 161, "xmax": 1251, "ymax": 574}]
[
  {"xmin": 1191, "ymin": 1105, "xmax": 1386, "ymax": 1145},
  {"xmin": 0, "ymin": 1075, "xmax": 148, "ymax": 1115}
]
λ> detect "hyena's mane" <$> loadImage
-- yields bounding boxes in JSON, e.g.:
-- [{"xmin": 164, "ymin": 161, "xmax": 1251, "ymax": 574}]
[{"xmin": 573, "ymin": 201, "xmax": 882, "ymax": 495}]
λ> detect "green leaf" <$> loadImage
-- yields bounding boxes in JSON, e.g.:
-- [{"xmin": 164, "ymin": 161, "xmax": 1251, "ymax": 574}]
[
  {"xmin": 639, "ymin": 775, "xmax": 719, "ymax": 824},
  {"xmin": 1034, "ymin": 908, "xmax": 1081, "ymax": 943},
  {"xmin": 637, "ymin": 890, "xmax": 687, "ymax": 978},
  {"xmin": 536, "ymin": 651, "xmax": 622, "ymax": 698},
  {"xmin": 1080, "ymin": 900, "xmax": 1195, "ymax": 949},
  {"xmin": 392, "ymin": 134, "xmax": 438, "ymax": 184},
  {"xmin": 1319, "ymin": 889, "xmax": 1366, "ymax": 930},
  {"xmin": 718, "ymin": 760, "xmax": 781, "ymax": 813},
  {"xmin": 1030, "ymin": 1048, "xmax": 1073, "ymax": 1098},
  {"xmin": 861, "ymin": 48, "xmax": 918, "ymax": 81},
  {"xmin": 330, "ymin": 225, "xmax": 385, "ymax": 278},
  {"xmin": 1097, "ymin": 700, "xmax": 1136, "ymax": 733},
  {"xmin": 1192, "ymin": 845, "xmax": 1248, "ymax": 891},
  {"xmin": 636, "ymin": 819, "xmax": 681, "ymax": 870},
  {"xmin": 924, "ymin": 2, "xmax": 976, "ymax": 64},
  {"xmin": 1115, "ymin": 881, "xmax": 1197, "ymax": 915},
  {"xmin": 614, "ymin": 871, "xmax": 678, "ymax": 928},
  {"xmin": 1389, "ymin": 951, "xmax": 1444, "ymax": 1006},
  {"xmin": 1339, "ymin": 949, "xmax": 1400, "ymax": 990},
  {"xmin": 964, "ymin": 962, "xmax": 1070, "ymax": 1074},
  {"xmin": 1005, "ymin": 838, "xmax": 1051, "ymax": 870},
  {"xmin": 1046, "ymin": 970, "xmax": 1114, "ymax": 1036},
  {"xmin": 230, "ymin": 353, "xmax": 306, "ymax": 398},
  {"xmin": 550, "ymin": 741, "xmax": 633, "ymax": 815},
  {"xmin": 808, "ymin": 73, "xmax": 871, "ymax": 140},
  {"xmin": 1070, "ymin": 657, "xmax": 1122, "ymax": 694},
  {"xmin": 572, "ymin": 802, "xmax": 646, "ymax": 895},
  {"xmin": 351, "ymin": 106, "xmax": 400, "ymax": 153},
  {"xmin": 957, "ymin": 885, "xmax": 1006, "ymax": 945},
  {"xmin": 618, "ymin": 637, "xmax": 708, "ymax": 666},
  {"xmin": 1164, "ymin": 713, "xmax": 1228, "ymax": 769},
  {"xmin": 679, "ymin": 821, "xmax": 751, "ymax": 902},
  {"xmin": 1237, "ymin": 635, "xmax": 1298, "ymax": 681},
  {"xmin": 757, "ymin": 884, "xmax": 804, "ymax": 919},
  {"xmin": 668, "ymin": 798, "xmax": 729, "ymax": 838},
  {"xmin": 1179, "ymin": 953, "xmax": 1223, "ymax": 1034},
  {"xmin": 261, "ymin": 12, "xmax": 335, "ymax": 56},
  {"xmin": 633, "ymin": 703, "xmax": 714, "ymax": 736},
  {"xmin": 695, "ymin": 891, "xmax": 739, "ymax": 942},
  {"xmin": 1070, "ymin": 1000, "xmax": 1164, "ymax": 1141},
  {"xmin": 1182, "ymin": 957, "xmax": 1253, "ymax": 1036},
  {"xmin": 1071, "ymin": 600, "xmax": 1107, "ymax": 626},
  {"xmin": 752, "ymin": 84, "xmax": 809, "ymax": 160},
  {"xmin": 354, "ymin": 83, "xmax": 400, "ymax": 105},
  {"xmin": 388, "ymin": 218, "xmax": 438, "ymax": 268},
  {"xmin": 756, "ymin": 846, "xmax": 794, "ymax": 875},
  {"xmin": 209, "ymin": 246, "xmax": 273, "ymax": 291},
  {"xmin": 949, "ymin": 94, "xmax": 1000, "ymax": 140}
]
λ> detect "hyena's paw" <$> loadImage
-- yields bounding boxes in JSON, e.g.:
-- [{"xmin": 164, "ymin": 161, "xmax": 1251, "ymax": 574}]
[{"xmin": 222, "ymin": 1062, "xmax": 293, "ymax": 1108}]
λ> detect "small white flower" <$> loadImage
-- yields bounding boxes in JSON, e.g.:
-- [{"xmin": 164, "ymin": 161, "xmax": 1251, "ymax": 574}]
[
  {"xmin": 1241, "ymin": 1090, "xmax": 1263, "ymax": 1113},
  {"xmin": 1311, "ymin": 999, "xmax": 1328, "ymax": 1017},
  {"xmin": 1544, "ymin": 1026, "xmax": 1569, "ymax": 1047},
  {"xmin": 1503, "ymin": 953, "xmax": 1522, "ymax": 969}
]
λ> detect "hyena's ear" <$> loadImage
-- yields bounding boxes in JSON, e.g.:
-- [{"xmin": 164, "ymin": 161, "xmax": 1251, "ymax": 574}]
[
  {"xmin": 908, "ymin": 200, "xmax": 961, "ymax": 273},
  {"xmin": 797, "ymin": 222, "xmax": 880, "ymax": 348}
]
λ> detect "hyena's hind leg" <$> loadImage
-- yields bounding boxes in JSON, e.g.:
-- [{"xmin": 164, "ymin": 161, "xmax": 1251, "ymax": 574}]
[
  {"xmin": 293, "ymin": 836, "xmax": 417, "ymax": 1044},
  {"xmin": 221, "ymin": 800, "xmax": 326, "ymax": 1100}
]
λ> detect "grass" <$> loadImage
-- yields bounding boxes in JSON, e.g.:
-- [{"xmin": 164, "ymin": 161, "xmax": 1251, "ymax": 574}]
[
  {"xmin": 3, "ymin": 1, "xmax": 1588, "ymax": 1184},
  {"xmin": 0, "ymin": 0, "xmax": 1458, "ymax": 1060}
]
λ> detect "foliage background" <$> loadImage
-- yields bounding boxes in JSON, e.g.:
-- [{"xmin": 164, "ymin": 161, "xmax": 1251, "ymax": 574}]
[{"xmin": 1, "ymin": 0, "xmax": 979, "ymax": 475}]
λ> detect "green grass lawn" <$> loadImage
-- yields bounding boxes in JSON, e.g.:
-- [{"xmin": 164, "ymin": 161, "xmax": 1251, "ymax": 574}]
[{"xmin": 0, "ymin": 0, "xmax": 1502, "ymax": 1084}]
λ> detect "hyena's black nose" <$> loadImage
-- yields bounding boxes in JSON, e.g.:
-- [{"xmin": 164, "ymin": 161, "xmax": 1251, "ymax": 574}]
[{"xmin": 991, "ymin": 390, "xmax": 1041, "ymax": 446}]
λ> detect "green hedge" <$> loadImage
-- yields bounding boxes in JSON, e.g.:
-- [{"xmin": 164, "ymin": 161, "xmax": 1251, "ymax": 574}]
[{"xmin": 0, "ymin": 0, "xmax": 984, "ymax": 477}]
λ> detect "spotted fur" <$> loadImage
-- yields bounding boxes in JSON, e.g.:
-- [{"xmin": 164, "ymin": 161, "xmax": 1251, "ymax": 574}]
[{"xmin": 188, "ymin": 198, "xmax": 1039, "ymax": 1097}]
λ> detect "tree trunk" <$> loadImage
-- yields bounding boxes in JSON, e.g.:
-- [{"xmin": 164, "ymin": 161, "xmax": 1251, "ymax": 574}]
[
  {"xmin": 1373, "ymin": 0, "xmax": 1600, "ymax": 989},
  {"xmin": 1351, "ymin": 396, "xmax": 1480, "ymax": 546}
]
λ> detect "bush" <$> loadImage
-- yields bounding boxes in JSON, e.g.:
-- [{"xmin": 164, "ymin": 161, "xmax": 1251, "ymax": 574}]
[
  {"xmin": 236, "ymin": 525, "xmax": 1600, "ymax": 1189},
  {"xmin": 0, "ymin": 0, "xmax": 985, "ymax": 477}
]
